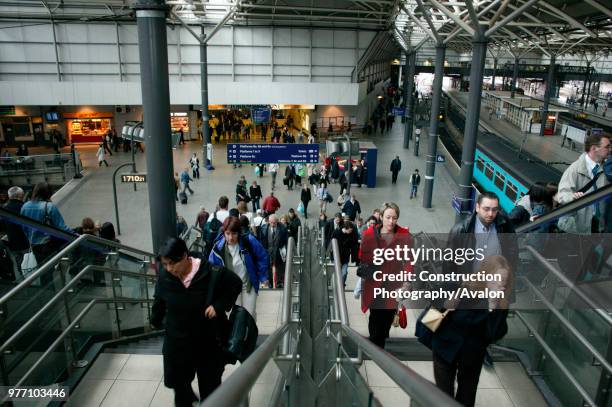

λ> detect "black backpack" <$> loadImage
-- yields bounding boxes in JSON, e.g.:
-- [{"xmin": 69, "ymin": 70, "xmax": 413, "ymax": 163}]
[
  {"xmin": 206, "ymin": 264, "xmax": 258, "ymax": 365},
  {"xmin": 203, "ymin": 212, "xmax": 222, "ymax": 248}
]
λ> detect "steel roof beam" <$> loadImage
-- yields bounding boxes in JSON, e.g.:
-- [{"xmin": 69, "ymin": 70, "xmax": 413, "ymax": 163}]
[
  {"xmin": 538, "ymin": 1, "xmax": 597, "ymax": 38},
  {"xmin": 583, "ymin": 0, "xmax": 612, "ymax": 20},
  {"xmin": 485, "ymin": 0, "xmax": 540, "ymax": 37},
  {"xmin": 427, "ymin": 0, "xmax": 475, "ymax": 36}
]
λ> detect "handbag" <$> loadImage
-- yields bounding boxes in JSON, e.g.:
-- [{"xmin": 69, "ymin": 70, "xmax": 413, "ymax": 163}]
[
  {"xmin": 421, "ymin": 307, "xmax": 451, "ymax": 332},
  {"xmin": 297, "ymin": 201, "xmax": 305, "ymax": 214},
  {"xmin": 21, "ymin": 250, "xmax": 38, "ymax": 277},
  {"xmin": 398, "ymin": 305, "xmax": 407, "ymax": 329},
  {"xmin": 224, "ymin": 305, "xmax": 259, "ymax": 364},
  {"xmin": 279, "ymin": 246, "xmax": 287, "ymax": 263}
]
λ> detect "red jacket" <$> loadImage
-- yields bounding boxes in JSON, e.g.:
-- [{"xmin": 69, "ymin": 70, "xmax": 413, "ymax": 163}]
[
  {"xmin": 262, "ymin": 195, "xmax": 281, "ymax": 213},
  {"xmin": 359, "ymin": 224, "xmax": 413, "ymax": 313}
]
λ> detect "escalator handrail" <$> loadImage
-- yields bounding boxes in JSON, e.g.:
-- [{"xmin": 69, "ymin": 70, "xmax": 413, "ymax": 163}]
[
  {"xmin": 524, "ymin": 245, "xmax": 612, "ymax": 327},
  {"xmin": 0, "ymin": 264, "xmax": 156, "ymax": 355},
  {"xmin": 323, "ymin": 233, "xmax": 459, "ymax": 406},
  {"xmin": 0, "ymin": 207, "xmax": 156, "ymax": 258},
  {"xmin": 519, "ymin": 276, "xmax": 612, "ymax": 375},
  {"xmin": 515, "ymin": 183, "xmax": 612, "ymax": 233},
  {"xmin": 341, "ymin": 324, "xmax": 462, "ymax": 407},
  {"xmin": 199, "ymin": 324, "xmax": 290, "ymax": 407}
]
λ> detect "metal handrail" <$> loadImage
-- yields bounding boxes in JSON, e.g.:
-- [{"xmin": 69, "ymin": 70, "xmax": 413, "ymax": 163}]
[
  {"xmin": 331, "ymin": 239, "xmax": 349, "ymax": 325},
  {"xmin": 200, "ymin": 324, "xmax": 290, "ymax": 407},
  {"xmin": 516, "ymin": 183, "xmax": 612, "ymax": 233},
  {"xmin": 524, "ymin": 245, "xmax": 612, "ymax": 327},
  {"xmin": 280, "ymin": 237, "xmax": 296, "ymax": 354},
  {"xmin": 0, "ymin": 207, "xmax": 155, "ymax": 258},
  {"xmin": 514, "ymin": 311, "xmax": 596, "ymax": 407},
  {"xmin": 0, "ymin": 224, "xmax": 155, "ymax": 308},
  {"xmin": 518, "ymin": 276, "xmax": 612, "ymax": 375},
  {"xmin": 341, "ymin": 325, "xmax": 462, "ymax": 407},
  {"xmin": 0, "ymin": 265, "xmax": 154, "ymax": 355}
]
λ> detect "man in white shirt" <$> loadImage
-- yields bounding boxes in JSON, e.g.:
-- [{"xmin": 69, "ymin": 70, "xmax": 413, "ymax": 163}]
[
  {"xmin": 268, "ymin": 163, "xmax": 279, "ymax": 191},
  {"xmin": 208, "ymin": 196, "xmax": 230, "ymax": 224}
]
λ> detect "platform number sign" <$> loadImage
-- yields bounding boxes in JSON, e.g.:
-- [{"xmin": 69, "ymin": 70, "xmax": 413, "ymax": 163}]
[{"xmin": 121, "ymin": 173, "xmax": 147, "ymax": 183}]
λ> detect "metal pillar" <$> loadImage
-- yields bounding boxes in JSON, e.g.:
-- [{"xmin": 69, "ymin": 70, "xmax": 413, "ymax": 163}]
[
  {"xmin": 115, "ymin": 22, "xmax": 123, "ymax": 81},
  {"xmin": 538, "ymin": 55, "xmax": 556, "ymax": 138},
  {"xmin": 201, "ymin": 26, "xmax": 213, "ymax": 170},
  {"xmin": 581, "ymin": 62, "xmax": 590, "ymax": 109},
  {"xmin": 455, "ymin": 34, "xmax": 488, "ymax": 221},
  {"xmin": 491, "ymin": 57, "xmax": 497, "ymax": 90},
  {"xmin": 345, "ymin": 133, "xmax": 352, "ymax": 196},
  {"xmin": 511, "ymin": 56, "xmax": 519, "ymax": 98},
  {"xmin": 422, "ymin": 44, "xmax": 445, "ymax": 209},
  {"xmin": 133, "ymin": 0, "xmax": 177, "ymax": 252},
  {"xmin": 403, "ymin": 51, "xmax": 416, "ymax": 149}
]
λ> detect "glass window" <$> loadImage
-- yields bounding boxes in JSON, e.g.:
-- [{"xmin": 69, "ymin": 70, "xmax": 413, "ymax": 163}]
[
  {"xmin": 476, "ymin": 157, "xmax": 485, "ymax": 172},
  {"xmin": 494, "ymin": 172, "xmax": 506, "ymax": 190},
  {"xmin": 506, "ymin": 182, "xmax": 518, "ymax": 202},
  {"xmin": 485, "ymin": 163, "xmax": 494, "ymax": 180}
]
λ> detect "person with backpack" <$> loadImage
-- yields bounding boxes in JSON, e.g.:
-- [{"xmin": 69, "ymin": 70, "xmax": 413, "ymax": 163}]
[
  {"xmin": 151, "ymin": 237, "xmax": 242, "ymax": 406},
  {"xmin": 208, "ymin": 216, "xmax": 269, "ymax": 318},
  {"xmin": 180, "ymin": 168, "xmax": 194, "ymax": 195},
  {"xmin": 203, "ymin": 210, "xmax": 223, "ymax": 256}
]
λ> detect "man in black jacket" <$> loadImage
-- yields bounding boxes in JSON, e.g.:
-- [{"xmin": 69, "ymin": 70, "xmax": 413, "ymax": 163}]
[
  {"xmin": 410, "ymin": 169, "xmax": 421, "ymax": 199},
  {"xmin": 342, "ymin": 194, "xmax": 362, "ymax": 221},
  {"xmin": 390, "ymin": 156, "xmax": 401, "ymax": 184},
  {"xmin": 331, "ymin": 221, "xmax": 359, "ymax": 287},
  {"xmin": 324, "ymin": 213, "xmax": 342, "ymax": 250},
  {"xmin": 258, "ymin": 215, "xmax": 288, "ymax": 288},
  {"xmin": 2, "ymin": 186, "xmax": 30, "ymax": 274}
]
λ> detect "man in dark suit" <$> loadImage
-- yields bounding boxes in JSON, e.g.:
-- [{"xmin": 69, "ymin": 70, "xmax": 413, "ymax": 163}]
[
  {"xmin": 390, "ymin": 156, "xmax": 401, "ymax": 184},
  {"xmin": 2, "ymin": 186, "xmax": 30, "ymax": 276},
  {"xmin": 258, "ymin": 214, "xmax": 288, "ymax": 288},
  {"xmin": 324, "ymin": 213, "xmax": 343, "ymax": 250}
]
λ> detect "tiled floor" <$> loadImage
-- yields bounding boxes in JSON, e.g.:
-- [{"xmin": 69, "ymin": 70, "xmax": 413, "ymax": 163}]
[
  {"xmin": 66, "ymin": 354, "xmax": 282, "ymax": 407},
  {"xmin": 361, "ymin": 360, "xmax": 548, "ymax": 407}
]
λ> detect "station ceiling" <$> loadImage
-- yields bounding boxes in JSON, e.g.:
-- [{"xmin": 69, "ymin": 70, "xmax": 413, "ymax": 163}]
[{"xmin": 0, "ymin": 0, "xmax": 610, "ymax": 60}]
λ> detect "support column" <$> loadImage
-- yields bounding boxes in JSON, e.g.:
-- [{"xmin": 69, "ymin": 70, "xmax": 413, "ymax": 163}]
[
  {"xmin": 133, "ymin": 0, "xmax": 176, "ymax": 252},
  {"xmin": 511, "ymin": 56, "xmax": 519, "ymax": 98},
  {"xmin": 403, "ymin": 51, "xmax": 416, "ymax": 149},
  {"xmin": 581, "ymin": 62, "xmax": 590, "ymax": 108},
  {"xmin": 422, "ymin": 43, "xmax": 446, "ymax": 209},
  {"xmin": 491, "ymin": 57, "xmax": 497, "ymax": 90},
  {"xmin": 201, "ymin": 26, "xmax": 213, "ymax": 170},
  {"xmin": 538, "ymin": 55, "xmax": 556, "ymax": 138},
  {"xmin": 455, "ymin": 34, "xmax": 487, "ymax": 220}
]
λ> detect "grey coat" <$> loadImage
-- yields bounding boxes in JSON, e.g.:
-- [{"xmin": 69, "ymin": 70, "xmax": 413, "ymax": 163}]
[{"xmin": 557, "ymin": 153, "xmax": 608, "ymax": 234}]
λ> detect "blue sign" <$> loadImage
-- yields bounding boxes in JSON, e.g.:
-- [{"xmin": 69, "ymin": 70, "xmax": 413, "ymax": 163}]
[
  {"xmin": 392, "ymin": 107, "xmax": 406, "ymax": 117},
  {"xmin": 591, "ymin": 128, "xmax": 604, "ymax": 136},
  {"xmin": 251, "ymin": 108, "xmax": 271, "ymax": 124},
  {"xmin": 227, "ymin": 143, "xmax": 319, "ymax": 164},
  {"xmin": 436, "ymin": 154, "xmax": 446, "ymax": 163}
]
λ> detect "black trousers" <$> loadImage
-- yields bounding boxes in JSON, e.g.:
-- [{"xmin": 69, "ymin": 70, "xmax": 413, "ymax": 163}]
[
  {"xmin": 368, "ymin": 308, "xmax": 396, "ymax": 348},
  {"xmin": 172, "ymin": 362, "xmax": 224, "ymax": 407},
  {"xmin": 433, "ymin": 347, "xmax": 486, "ymax": 407},
  {"xmin": 391, "ymin": 171, "xmax": 398, "ymax": 184}
]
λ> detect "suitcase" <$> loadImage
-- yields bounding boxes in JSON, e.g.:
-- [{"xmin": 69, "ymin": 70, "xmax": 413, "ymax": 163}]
[{"xmin": 179, "ymin": 192, "xmax": 188, "ymax": 204}]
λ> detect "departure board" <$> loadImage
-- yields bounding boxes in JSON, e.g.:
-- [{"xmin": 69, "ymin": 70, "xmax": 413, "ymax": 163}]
[{"xmin": 227, "ymin": 144, "xmax": 319, "ymax": 164}]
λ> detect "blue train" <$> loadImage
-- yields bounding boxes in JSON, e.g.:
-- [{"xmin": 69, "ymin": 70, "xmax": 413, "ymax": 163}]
[{"xmin": 445, "ymin": 100, "xmax": 561, "ymax": 213}]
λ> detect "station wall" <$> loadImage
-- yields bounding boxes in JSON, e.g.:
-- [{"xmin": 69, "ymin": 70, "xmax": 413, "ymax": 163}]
[{"xmin": 0, "ymin": 22, "xmax": 375, "ymax": 106}]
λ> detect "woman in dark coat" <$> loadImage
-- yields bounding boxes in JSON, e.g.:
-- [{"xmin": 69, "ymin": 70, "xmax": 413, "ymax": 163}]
[
  {"xmin": 300, "ymin": 184, "xmax": 312, "ymax": 218},
  {"xmin": 428, "ymin": 255, "xmax": 512, "ymax": 407},
  {"xmin": 151, "ymin": 237, "xmax": 242, "ymax": 406}
]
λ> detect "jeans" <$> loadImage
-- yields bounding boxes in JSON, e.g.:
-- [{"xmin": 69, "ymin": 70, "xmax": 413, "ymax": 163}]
[
  {"xmin": 341, "ymin": 263, "xmax": 348, "ymax": 287},
  {"xmin": 410, "ymin": 185, "xmax": 418, "ymax": 198},
  {"xmin": 252, "ymin": 199, "xmax": 260, "ymax": 213},
  {"xmin": 181, "ymin": 182, "xmax": 194, "ymax": 194}
]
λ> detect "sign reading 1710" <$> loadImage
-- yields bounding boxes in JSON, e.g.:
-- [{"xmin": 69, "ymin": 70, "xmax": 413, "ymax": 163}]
[{"xmin": 227, "ymin": 144, "xmax": 319, "ymax": 164}]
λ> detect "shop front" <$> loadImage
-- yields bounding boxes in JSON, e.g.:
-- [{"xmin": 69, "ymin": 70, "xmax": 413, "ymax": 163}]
[
  {"xmin": 64, "ymin": 111, "xmax": 113, "ymax": 144},
  {"xmin": 0, "ymin": 106, "xmax": 45, "ymax": 147}
]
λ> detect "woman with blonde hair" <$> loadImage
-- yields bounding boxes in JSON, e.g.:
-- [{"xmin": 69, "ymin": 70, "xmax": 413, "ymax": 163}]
[{"xmin": 429, "ymin": 254, "xmax": 512, "ymax": 407}]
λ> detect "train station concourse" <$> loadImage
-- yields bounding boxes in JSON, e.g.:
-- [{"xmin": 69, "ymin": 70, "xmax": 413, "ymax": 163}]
[{"xmin": 0, "ymin": 0, "xmax": 611, "ymax": 406}]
